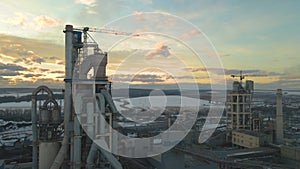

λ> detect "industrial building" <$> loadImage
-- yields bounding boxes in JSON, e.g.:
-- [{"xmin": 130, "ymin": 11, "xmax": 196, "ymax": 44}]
[
  {"xmin": 226, "ymin": 79, "xmax": 254, "ymax": 130},
  {"xmin": 232, "ymin": 130, "xmax": 272, "ymax": 148},
  {"xmin": 1, "ymin": 25, "xmax": 300, "ymax": 169},
  {"xmin": 29, "ymin": 25, "xmax": 226, "ymax": 169},
  {"xmin": 18, "ymin": 25, "xmax": 300, "ymax": 169}
]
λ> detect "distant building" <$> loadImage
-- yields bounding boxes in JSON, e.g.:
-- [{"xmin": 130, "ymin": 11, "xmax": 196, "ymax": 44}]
[
  {"xmin": 226, "ymin": 80, "xmax": 254, "ymax": 130},
  {"xmin": 232, "ymin": 130, "xmax": 272, "ymax": 148},
  {"xmin": 225, "ymin": 79, "xmax": 276, "ymax": 148}
]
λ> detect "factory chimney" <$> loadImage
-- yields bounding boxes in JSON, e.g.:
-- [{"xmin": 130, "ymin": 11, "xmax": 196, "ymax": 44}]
[{"xmin": 276, "ymin": 89, "xmax": 284, "ymax": 144}]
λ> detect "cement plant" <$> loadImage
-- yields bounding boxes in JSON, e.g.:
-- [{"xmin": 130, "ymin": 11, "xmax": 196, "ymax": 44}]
[{"xmin": 0, "ymin": 25, "xmax": 299, "ymax": 169}]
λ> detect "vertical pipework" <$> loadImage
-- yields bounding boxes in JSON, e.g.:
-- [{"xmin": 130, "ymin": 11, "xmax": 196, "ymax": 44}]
[
  {"xmin": 98, "ymin": 94, "xmax": 106, "ymax": 138},
  {"xmin": 65, "ymin": 24, "xmax": 73, "ymax": 131},
  {"xmin": 276, "ymin": 89, "xmax": 283, "ymax": 144},
  {"xmin": 51, "ymin": 25, "xmax": 74, "ymax": 169},
  {"xmin": 50, "ymin": 25, "xmax": 74, "ymax": 169},
  {"xmin": 31, "ymin": 95, "xmax": 38, "ymax": 169},
  {"xmin": 31, "ymin": 86, "xmax": 54, "ymax": 169},
  {"xmin": 74, "ymin": 117, "xmax": 81, "ymax": 169},
  {"xmin": 65, "ymin": 25, "xmax": 74, "ymax": 167},
  {"xmin": 101, "ymin": 89, "xmax": 118, "ymax": 113},
  {"xmin": 86, "ymin": 142, "xmax": 98, "ymax": 169}
]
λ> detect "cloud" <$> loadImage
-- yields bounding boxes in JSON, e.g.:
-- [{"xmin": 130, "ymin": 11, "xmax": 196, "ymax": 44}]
[
  {"xmin": 0, "ymin": 34, "xmax": 65, "ymax": 87},
  {"xmin": 132, "ymin": 74, "xmax": 165, "ymax": 83},
  {"xmin": 50, "ymin": 70, "xmax": 65, "ymax": 74},
  {"xmin": 0, "ymin": 63, "xmax": 27, "ymax": 80},
  {"xmin": 0, "ymin": 70, "xmax": 20, "ymax": 76},
  {"xmin": 281, "ymin": 64, "xmax": 300, "ymax": 80},
  {"xmin": 3, "ymin": 77, "xmax": 63, "ymax": 88},
  {"xmin": 34, "ymin": 15, "xmax": 59, "ymax": 30},
  {"xmin": 27, "ymin": 67, "xmax": 50, "ymax": 73},
  {"xmin": 145, "ymin": 42, "xmax": 171, "ymax": 59},
  {"xmin": 10, "ymin": 12, "xmax": 27, "ymax": 28},
  {"xmin": 0, "ymin": 62, "xmax": 27, "ymax": 71},
  {"xmin": 21, "ymin": 73, "xmax": 44, "ymax": 78},
  {"xmin": 180, "ymin": 30, "xmax": 201, "ymax": 40},
  {"xmin": 183, "ymin": 67, "xmax": 284, "ymax": 77},
  {"xmin": 55, "ymin": 76, "xmax": 65, "ymax": 79},
  {"xmin": 48, "ymin": 56, "xmax": 58, "ymax": 60},
  {"xmin": 7, "ymin": 12, "xmax": 60, "ymax": 32},
  {"xmin": 55, "ymin": 60, "xmax": 64, "ymax": 65},
  {"xmin": 1, "ymin": 43, "xmax": 45, "ymax": 64},
  {"xmin": 75, "ymin": 0, "xmax": 97, "ymax": 7},
  {"xmin": 255, "ymin": 79, "xmax": 300, "ymax": 90},
  {"xmin": 183, "ymin": 67, "xmax": 205, "ymax": 72},
  {"xmin": 0, "ymin": 34, "xmax": 64, "ymax": 59},
  {"xmin": 133, "ymin": 11, "xmax": 145, "ymax": 21},
  {"xmin": 216, "ymin": 53, "xmax": 231, "ymax": 58},
  {"xmin": 87, "ymin": 10, "xmax": 97, "ymax": 14}
]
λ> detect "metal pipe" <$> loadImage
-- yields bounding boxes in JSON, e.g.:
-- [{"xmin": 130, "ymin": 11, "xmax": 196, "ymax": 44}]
[
  {"xmin": 32, "ymin": 86, "xmax": 54, "ymax": 169},
  {"xmin": 32, "ymin": 85, "xmax": 54, "ymax": 97},
  {"xmin": 98, "ymin": 91, "xmax": 122, "ymax": 169},
  {"xmin": 100, "ymin": 90, "xmax": 119, "ymax": 153},
  {"xmin": 73, "ymin": 92, "xmax": 88, "ymax": 169},
  {"xmin": 86, "ymin": 142, "xmax": 98, "ymax": 169},
  {"xmin": 31, "ymin": 95, "xmax": 38, "ymax": 169},
  {"xmin": 101, "ymin": 89, "xmax": 118, "ymax": 113},
  {"xmin": 49, "ymin": 136, "xmax": 68, "ymax": 169},
  {"xmin": 86, "ymin": 93, "xmax": 105, "ymax": 169},
  {"xmin": 42, "ymin": 98, "xmax": 59, "ymax": 108},
  {"xmin": 87, "ymin": 102, "xmax": 94, "ymax": 136},
  {"xmin": 99, "ymin": 145, "xmax": 123, "ymax": 169},
  {"xmin": 74, "ymin": 117, "xmax": 81, "ymax": 169},
  {"xmin": 96, "ymin": 93, "xmax": 106, "ymax": 137},
  {"xmin": 86, "ymin": 93, "xmax": 122, "ymax": 169},
  {"xmin": 87, "ymin": 142, "xmax": 123, "ymax": 169},
  {"xmin": 50, "ymin": 24, "xmax": 73, "ymax": 169},
  {"xmin": 64, "ymin": 24, "xmax": 73, "ymax": 134}
]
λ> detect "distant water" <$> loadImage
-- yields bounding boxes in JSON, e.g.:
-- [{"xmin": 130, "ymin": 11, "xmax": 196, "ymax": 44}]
[
  {"xmin": 0, "ymin": 101, "xmax": 31, "ymax": 108},
  {"xmin": 114, "ymin": 95, "xmax": 211, "ymax": 111}
]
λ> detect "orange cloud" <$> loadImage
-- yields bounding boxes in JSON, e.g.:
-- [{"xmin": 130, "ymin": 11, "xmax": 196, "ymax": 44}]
[
  {"xmin": 34, "ymin": 15, "xmax": 59, "ymax": 30},
  {"xmin": 8, "ymin": 13, "xmax": 59, "ymax": 31},
  {"xmin": 216, "ymin": 53, "xmax": 231, "ymax": 58},
  {"xmin": 55, "ymin": 60, "xmax": 64, "ymax": 65},
  {"xmin": 11, "ymin": 12, "xmax": 27, "ymax": 29},
  {"xmin": 145, "ymin": 42, "xmax": 171, "ymax": 59},
  {"xmin": 180, "ymin": 30, "xmax": 201, "ymax": 40}
]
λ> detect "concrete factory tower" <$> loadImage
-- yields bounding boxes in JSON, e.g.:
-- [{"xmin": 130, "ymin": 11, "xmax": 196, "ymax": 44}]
[
  {"xmin": 226, "ymin": 80, "xmax": 254, "ymax": 130},
  {"xmin": 276, "ymin": 89, "xmax": 284, "ymax": 144}
]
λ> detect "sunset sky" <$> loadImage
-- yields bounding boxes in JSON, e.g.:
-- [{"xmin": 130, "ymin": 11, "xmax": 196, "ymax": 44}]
[{"xmin": 0, "ymin": 0, "xmax": 299, "ymax": 89}]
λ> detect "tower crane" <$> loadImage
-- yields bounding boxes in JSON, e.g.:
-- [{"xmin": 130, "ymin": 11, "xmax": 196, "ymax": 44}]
[
  {"xmin": 230, "ymin": 70, "xmax": 268, "ymax": 82},
  {"xmin": 72, "ymin": 26, "xmax": 140, "ymax": 57},
  {"xmin": 73, "ymin": 27, "xmax": 140, "ymax": 36},
  {"xmin": 231, "ymin": 70, "xmax": 247, "ymax": 82}
]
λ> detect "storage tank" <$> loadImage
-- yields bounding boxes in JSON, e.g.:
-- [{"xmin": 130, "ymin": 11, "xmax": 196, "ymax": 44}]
[
  {"xmin": 52, "ymin": 107, "xmax": 61, "ymax": 124},
  {"xmin": 39, "ymin": 142, "xmax": 60, "ymax": 169},
  {"xmin": 39, "ymin": 108, "xmax": 50, "ymax": 124}
]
